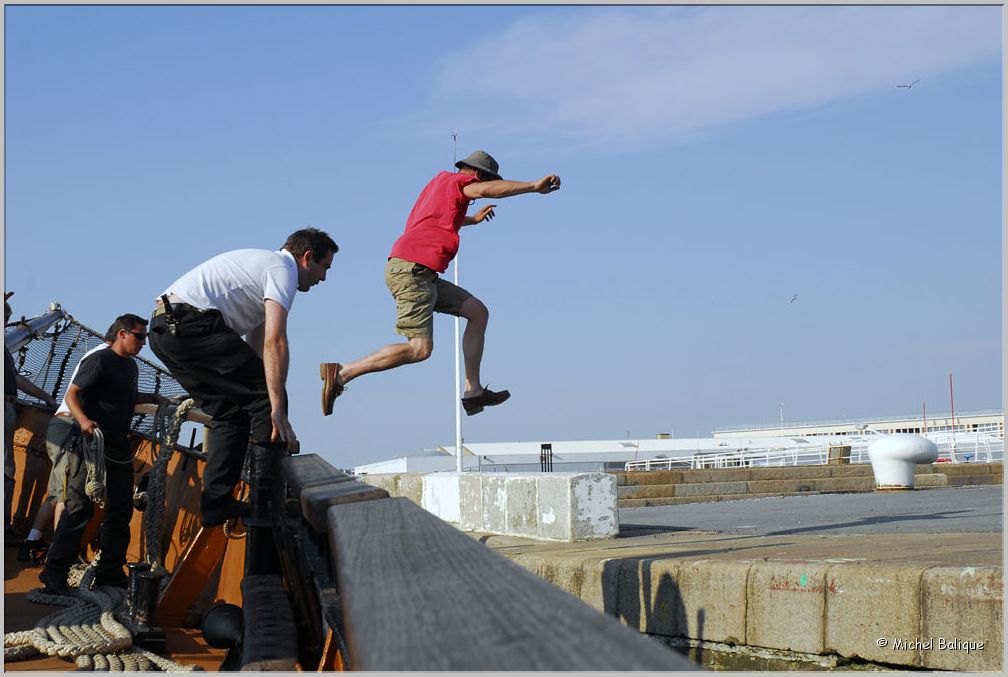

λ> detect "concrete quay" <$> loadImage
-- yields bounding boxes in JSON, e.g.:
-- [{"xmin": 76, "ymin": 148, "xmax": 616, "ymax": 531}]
[{"xmin": 479, "ymin": 487, "xmax": 1003, "ymax": 671}]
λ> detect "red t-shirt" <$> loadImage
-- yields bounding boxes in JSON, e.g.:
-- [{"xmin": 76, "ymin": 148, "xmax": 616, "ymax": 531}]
[{"xmin": 388, "ymin": 171, "xmax": 479, "ymax": 273}]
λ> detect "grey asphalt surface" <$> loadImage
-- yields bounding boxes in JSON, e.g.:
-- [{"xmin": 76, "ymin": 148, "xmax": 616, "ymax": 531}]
[{"xmin": 619, "ymin": 485, "xmax": 1003, "ymax": 536}]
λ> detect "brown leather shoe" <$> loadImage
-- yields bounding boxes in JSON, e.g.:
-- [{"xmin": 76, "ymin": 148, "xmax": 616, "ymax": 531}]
[{"xmin": 320, "ymin": 363, "xmax": 345, "ymax": 416}]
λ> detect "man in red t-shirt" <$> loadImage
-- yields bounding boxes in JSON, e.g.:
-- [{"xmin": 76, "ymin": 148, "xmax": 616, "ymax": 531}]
[{"xmin": 321, "ymin": 150, "xmax": 560, "ymax": 416}]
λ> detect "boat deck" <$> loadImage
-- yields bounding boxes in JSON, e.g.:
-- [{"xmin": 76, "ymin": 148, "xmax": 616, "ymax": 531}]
[{"xmin": 3, "ymin": 547, "xmax": 226, "ymax": 672}]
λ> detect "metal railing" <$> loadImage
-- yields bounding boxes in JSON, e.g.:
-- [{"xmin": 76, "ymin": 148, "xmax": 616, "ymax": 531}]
[
  {"xmin": 624, "ymin": 432, "xmax": 1004, "ymax": 472},
  {"xmin": 714, "ymin": 409, "xmax": 1004, "ymax": 434}
]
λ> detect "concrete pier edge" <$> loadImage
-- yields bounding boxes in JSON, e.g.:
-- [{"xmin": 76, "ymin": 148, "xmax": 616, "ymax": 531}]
[
  {"xmin": 360, "ymin": 471, "xmax": 1003, "ymax": 670},
  {"xmin": 489, "ymin": 540, "xmax": 1003, "ymax": 671}
]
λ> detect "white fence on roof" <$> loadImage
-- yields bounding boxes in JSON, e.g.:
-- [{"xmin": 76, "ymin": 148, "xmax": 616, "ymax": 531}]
[{"xmin": 624, "ymin": 431, "xmax": 1003, "ymax": 471}]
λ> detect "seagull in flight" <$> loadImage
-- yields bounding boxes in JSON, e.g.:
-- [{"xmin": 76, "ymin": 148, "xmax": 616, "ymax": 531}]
[
  {"xmin": 789, "ymin": 293, "xmax": 798, "ymax": 304},
  {"xmin": 896, "ymin": 79, "xmax": 921, "ymax": 89}
]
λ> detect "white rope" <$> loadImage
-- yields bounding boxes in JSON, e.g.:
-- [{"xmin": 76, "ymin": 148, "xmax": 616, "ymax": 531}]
[
  {"xmin": 81, "ymin": 427, "xmax": 106, "ymax": 508},
  {"xmin": 3, "ymin": 564, "xmax": 200, "ymax": 671}
]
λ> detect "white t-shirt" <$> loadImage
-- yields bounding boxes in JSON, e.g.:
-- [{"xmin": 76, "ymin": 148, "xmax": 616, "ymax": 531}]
[
  {"xmin": 55, "ymin": 343, "xmax": 109, "ymax": 416},
  {"xmin": 162, "ymin": 249, "xmax": 299, "ymax": 337}
]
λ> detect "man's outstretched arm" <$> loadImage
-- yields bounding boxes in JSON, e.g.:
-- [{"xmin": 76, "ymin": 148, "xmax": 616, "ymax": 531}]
[
  {"xmin": 262, "ymin": 299, "xmax": 297, "ymax": 452},
  {"xmin": 14, "ymin": 374, "xmax": 56, "ymax": 409},
  {"xmin": 462, "ymin": 175, "xmax": 561, "ymax": 200}
]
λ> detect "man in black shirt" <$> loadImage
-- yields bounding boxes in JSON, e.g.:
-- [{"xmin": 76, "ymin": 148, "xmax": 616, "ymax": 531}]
[{"xmin": 39, "ymin": 313, "xmax": 164, "ymax": 595}]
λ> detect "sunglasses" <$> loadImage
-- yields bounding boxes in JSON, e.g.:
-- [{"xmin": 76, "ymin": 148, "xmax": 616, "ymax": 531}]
[{"xmin": 129, "ymin": 331, "xmax": 148, "ymax": 341}]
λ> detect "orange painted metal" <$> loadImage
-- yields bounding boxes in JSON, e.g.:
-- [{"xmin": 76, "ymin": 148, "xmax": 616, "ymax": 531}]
[
  {"xmin": 215, "ymin": 517, "xmax": 248, "ymax": 607},
  {"xmin": 157, "ymin": 450, "xmax": 207, "ymax": 572},
  {"xmin": 9, "ymin": 405, "xmax": 56, "ymax": 535},
  {"xmin": 154, "ymin": 524, "xmax": 229, "ymax": 627},
  {"xmin": 316, "ymin": 629, "xmax": 346, "ymax": 671}
]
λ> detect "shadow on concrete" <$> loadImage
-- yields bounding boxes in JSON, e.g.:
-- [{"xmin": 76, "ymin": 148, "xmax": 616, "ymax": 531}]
[
  {"xmin": 599, "ymin": 541, "xmax": 785, "ymax": 666},
  {"xmin": 617, "ymin": 524, "xmax": 696, "ymax": 537},
  {"xmin": 602, "ymin": 554, "xmax": 689, "ymax": 653},
  {"xmin": 764, "ymin": 509, "xmax": 974, "ymax": 536}
]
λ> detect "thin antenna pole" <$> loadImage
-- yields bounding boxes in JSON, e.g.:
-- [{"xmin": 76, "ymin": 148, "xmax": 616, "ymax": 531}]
[
  {"xmin": 452, "ymin": 133, "xmax": 463, "ymax": 472},
  {"xmin": 922, "ymin": 400, "xmax": 927, "ymax": 434},
  {"xmin": 949, "ymin": 371, "xmax": 957, "ymax": 460},
  {"xmin": 779, "ymin": 402, "xmax": 784, "ymax": 455}
]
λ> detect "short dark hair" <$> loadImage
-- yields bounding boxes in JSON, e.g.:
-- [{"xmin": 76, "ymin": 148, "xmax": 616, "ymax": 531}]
[
  {"xmin": 105, "ymin": 314, "xmax": 148, "ymax": 342},
  {"xmin": 283, "ymin": 227, "xmax": 338, "ymax": 263}
]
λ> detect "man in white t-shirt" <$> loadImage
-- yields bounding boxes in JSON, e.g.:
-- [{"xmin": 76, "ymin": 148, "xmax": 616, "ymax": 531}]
[{"xmin": 149, "ymin": 227, "xmax": 337, "ymax": 527}]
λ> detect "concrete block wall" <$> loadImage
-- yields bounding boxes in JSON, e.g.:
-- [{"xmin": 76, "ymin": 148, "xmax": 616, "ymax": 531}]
[
  {"xmin": 360, "ymin": 471, "xmax": 619, "ymax": 542},
  {"xmin": 503, "ymin": 553, "xmax": 1003, "ymax": 671},
  {"xmin": 616, "ymin": 463, "xmax": 1001, "ymax": 507}
]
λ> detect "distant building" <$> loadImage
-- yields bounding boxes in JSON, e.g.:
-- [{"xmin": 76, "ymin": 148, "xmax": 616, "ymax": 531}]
[
  {"xmin": 713, "ymin": 410, "xmax": 1003, "ymax": 439},
  {"xmin": 353, "ymin": 409, "xmax": 1003, "ymax": 475}
]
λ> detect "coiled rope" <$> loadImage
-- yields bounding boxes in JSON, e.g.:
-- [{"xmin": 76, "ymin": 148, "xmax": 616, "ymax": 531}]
[
  {"xmin": 82, "ymin": 427, "xmax": 107, "ymax": 508},
  {"xmin": 3, "ymin": 565, "xmax": 200, "ymax": 671}
]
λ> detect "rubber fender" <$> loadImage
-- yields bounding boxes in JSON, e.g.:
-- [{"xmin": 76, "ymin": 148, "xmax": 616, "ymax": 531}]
[{"xmin": 202, "ymin": 602, "xmax": 243, "ymax": 650}]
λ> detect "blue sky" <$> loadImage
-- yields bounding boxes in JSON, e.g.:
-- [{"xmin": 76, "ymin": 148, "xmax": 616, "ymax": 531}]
[{"xmin": 3, "ymin": 5, "xmax": 1002, "ymax": 469}]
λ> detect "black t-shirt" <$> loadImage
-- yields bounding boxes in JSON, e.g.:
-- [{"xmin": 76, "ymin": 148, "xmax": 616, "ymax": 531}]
[
  {"xmin": 71, "ymin": 348, "xmax": 138, "ymax": 454},
  {"xmin": 4, "ymin": 348, "xmax": 16, "ymax": 399}
]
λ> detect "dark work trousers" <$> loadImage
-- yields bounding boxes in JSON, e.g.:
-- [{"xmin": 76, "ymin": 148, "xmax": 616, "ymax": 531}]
[
  {"xmin": 44, "ymin": 443, "xmax": 134, "ymax": 581},
  {"xmin": 148, "ymin": 305, "xmax": 279, "ymax": 524},
  {"xmin": 5, "ymin": 400, "xmax": 17, "ymax": 530}
]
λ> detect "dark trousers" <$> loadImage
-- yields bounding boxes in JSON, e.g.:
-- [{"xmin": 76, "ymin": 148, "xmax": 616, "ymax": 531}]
[
  {"xmin": 44, "ymin": 445, "xmax": 134, "ymax": 580},
  {"xmin": 148, "ymin": 305, "xmax": 277, "ymax": 522},
  {"xmin": 5, "ymin": 400, "xmax": 17, "ymax": 529}
]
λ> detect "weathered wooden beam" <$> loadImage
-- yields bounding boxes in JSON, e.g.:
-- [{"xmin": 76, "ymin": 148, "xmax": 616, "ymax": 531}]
[
  {"xmin": 328, "ymin": 497, "xmax": 698, "ymax": 671},
  {"xmin": 299, "ymin": 481, "xmax": 388, "ymax": 533},
  {"xmin": 281, "ymin": 453, "xmax": 353, "ymax": 497}
]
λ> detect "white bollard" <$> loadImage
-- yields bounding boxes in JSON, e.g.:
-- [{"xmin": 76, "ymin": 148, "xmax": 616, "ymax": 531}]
[{"xmin": 867, "ymin": 434, "xmax": 939, "ymax": 490}]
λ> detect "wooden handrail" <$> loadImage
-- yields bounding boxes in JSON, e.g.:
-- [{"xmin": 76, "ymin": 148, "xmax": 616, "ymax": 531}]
[
  {"xmin": 280, "ymin": 454, "xmax": 697, "ymax": 671},
  {"xmin": 328, "ymin": 497, "xmax": 696, "ymax": 670},
  {"xmin": 280, "ymin": 455, "xmax": 697, "ymax": 672}
]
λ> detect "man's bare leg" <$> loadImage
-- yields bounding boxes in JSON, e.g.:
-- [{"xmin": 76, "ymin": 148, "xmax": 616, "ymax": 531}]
[
  {"xmin": 28, "ymin": 499, "xmax": 55, "ymax": 535},
  {"xmin": 459, "ymin": 297, "xmax": 489, "ymax": 398},
  {"xmin": 322, "ymin": 337, "xmax": 433, "ymax": 414},
  {"xmin": 339, "ymin": 336, "xmax": 434, "ymax": 386}
]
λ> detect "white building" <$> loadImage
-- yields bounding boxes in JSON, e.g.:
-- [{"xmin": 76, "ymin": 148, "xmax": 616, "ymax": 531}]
[
  {"xmin": 712, "ymin": 410, "xmax": 1003, "ymax": 439},
  {"xmin": 353, "ymin": 410, "xmax": 1003, "ymax": 475}
]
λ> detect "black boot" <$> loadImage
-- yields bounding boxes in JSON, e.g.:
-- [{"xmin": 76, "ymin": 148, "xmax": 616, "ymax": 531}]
[
  {"xmin": 18, "ymin": 539, "xmax": 48, "ymax": 564},
  {"xmin": 38, "ymin": 568, "xmax": 73, "ymax": 596}
]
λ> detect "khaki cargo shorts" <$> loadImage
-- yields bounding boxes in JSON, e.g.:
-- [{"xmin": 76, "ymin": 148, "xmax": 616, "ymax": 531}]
[
  {"xmin": 385, "ymin": 257, "xmax": 473, "ymax": 339},
  {"xmin": 45, "ymin": 415, "xmax": 77, "ymax": 503}
]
